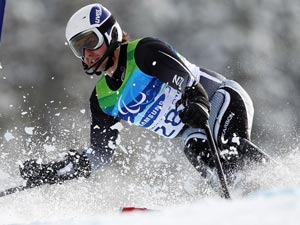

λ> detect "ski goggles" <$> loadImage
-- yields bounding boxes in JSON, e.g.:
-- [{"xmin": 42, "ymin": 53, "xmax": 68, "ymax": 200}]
[{"xmin": 69, "ymin": 28, "xmax": 104, "ymax": 59}]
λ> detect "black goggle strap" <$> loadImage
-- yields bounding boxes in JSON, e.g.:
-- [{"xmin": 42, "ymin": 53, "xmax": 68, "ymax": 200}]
[{"xmin": 98, "ymin": 15, "xmax": 116, "ymax": 35}]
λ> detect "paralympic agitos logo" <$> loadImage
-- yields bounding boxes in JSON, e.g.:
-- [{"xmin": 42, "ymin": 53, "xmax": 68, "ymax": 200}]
[
  {"xmin": 117, "ymin": 91, "xmax": 165, "ymax": 128},
  {"xmin": 118, "ymin": 92, "xmax": 147, "ymax": 115}
]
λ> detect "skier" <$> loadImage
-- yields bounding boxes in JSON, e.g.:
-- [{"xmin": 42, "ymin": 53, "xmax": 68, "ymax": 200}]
[{"xmin": 19, "ymin": 3, "xmax": 265, "ymax": 190}]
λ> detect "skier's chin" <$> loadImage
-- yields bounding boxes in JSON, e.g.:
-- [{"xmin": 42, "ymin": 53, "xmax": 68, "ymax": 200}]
[
  {"xmin": 91, "ymin": 63, "xmax": 105, "ymax": 73},
  {"xmin": 94, "ymin": 66, "xmax": 104, "ymax": 73},
  {"xmin": 96, "ymin": 59, "xmax": 109, "ymax": 73}
]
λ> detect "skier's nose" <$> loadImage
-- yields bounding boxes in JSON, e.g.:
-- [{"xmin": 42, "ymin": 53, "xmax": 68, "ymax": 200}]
[{"xmin": 84, "ymin": 49, "xmax": 96, "ymax": 65}]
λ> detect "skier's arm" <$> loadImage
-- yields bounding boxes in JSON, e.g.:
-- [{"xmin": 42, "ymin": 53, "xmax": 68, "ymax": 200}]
[
  {"xmin": 87, "ymin": 89, "xmax": 120, "ymax": 170},
  {"xmin": 135, "ymin": 37, "xmax": 210, "ymax": 128},
  {"xmin": 135, "ymin": 37, "xmax": 194, "ymax": 92},
  {"xmin": 19, "ymin": 90, "xmax": 120, "ymax": 186}
]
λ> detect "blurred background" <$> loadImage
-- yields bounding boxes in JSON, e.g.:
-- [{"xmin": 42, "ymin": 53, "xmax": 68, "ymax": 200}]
[{"xmin": 0, "ymin": 0, "xmax": 300, "ymax": 197}]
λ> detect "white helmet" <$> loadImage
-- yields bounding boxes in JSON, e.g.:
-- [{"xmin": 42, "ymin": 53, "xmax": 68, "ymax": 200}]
[{"xmin": 65, "ymin": 4, "xmax": 122, "ymax": 74}]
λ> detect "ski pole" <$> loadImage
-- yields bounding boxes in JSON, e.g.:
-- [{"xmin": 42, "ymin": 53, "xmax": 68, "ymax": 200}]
[
  {"xmin": 204, "ymin": 123, "xmax": 231, "ymax": 199},
  {"xmin": 0, "ymin": 184, "xmax": 30, "ymax": 198},
  {"xmin": 0, "ymin": 180, "xmax": 40, "ymax": 198}
]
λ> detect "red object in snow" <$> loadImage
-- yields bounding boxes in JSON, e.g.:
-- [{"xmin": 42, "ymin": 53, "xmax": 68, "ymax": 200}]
[{"xmin": 121, "ymin": 207, "xmax": 149, "ymax": 213}]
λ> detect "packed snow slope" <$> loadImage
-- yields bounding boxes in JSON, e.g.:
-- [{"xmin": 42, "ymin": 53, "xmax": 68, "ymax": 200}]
[
  {"xmin": 0, "ymin": 121, "xmax": 299, "ymax": 225},
  {"xmin": 0, "ymin": 147, "xmax": 299, "ymax": 225},
  {"xmin": 0, "ymin": 186, "xmax": 299, "ymax": 225}
]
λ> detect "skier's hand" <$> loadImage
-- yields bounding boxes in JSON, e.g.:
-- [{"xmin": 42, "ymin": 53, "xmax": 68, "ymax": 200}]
[
  {"xmin": 176, "ymin": 82, "xmax": 210, "ymax": 128},
  {"xmin": 19, "ymin": 159, "xmax": 59, "ymax": 186},
  {"xmin": 19, "ymin": 150, "xmax": 91, "ymax": 187}
]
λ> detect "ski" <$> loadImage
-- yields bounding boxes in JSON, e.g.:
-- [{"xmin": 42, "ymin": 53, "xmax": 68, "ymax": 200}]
[
  {"xmin": 240, "ymin": 138, "xmax": 281, "ymax": 166},
  {"xmin": 121, "ymin": 207, "xmax": 154, "ymax": 213},
  {"xmin": 121, "ymin": 207, "xmax": 148, "ymax": 212}
]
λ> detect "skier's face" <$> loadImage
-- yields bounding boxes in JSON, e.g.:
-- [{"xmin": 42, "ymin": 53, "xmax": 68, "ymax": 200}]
[{"xmin": 83, "ymin": 43, "xmax": 109, "ymax": 72}]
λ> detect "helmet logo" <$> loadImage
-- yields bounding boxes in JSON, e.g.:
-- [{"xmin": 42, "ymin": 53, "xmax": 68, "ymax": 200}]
[
  {"xmin": 89, "ymin": 6, "xmax": 109, "ymax": 25},
  {"xmin": 90, "ymin": 6, "xmax": 101, "ymax": 24}
]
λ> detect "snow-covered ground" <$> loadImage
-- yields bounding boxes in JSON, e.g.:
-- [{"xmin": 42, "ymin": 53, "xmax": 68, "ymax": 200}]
[
  {"xmin": 40, "ymin": 189, "xmax": 299, "ymax": 225},
  {"xmin": 0, "ymin": 185, "xmax": 299, "ymax": 225},
  {"xmin": 0, "ymin": 148, "xmax": 299, "ymax": 225},
  {"xmin": 1, "ymin": 122, "xmax": 299, "ymax": 225}
]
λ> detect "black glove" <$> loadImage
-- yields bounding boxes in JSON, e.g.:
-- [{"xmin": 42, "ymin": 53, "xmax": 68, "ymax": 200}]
[
  {"xmin": 176, "ymin": 82, "xmax": 210, "ymax": 128},
  {"xmin": 19, "ymin": 150, "xmax": 91, "ymax": 187}
]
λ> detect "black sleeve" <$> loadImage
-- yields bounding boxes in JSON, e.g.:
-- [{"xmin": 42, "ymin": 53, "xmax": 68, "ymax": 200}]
[
  {"xmin": 88, "ymin": 88, "xmax": 120, "ymax": 168},
  {"xmin": 135, "ymin": 37, "xmax": 193, "ymax": 92}
]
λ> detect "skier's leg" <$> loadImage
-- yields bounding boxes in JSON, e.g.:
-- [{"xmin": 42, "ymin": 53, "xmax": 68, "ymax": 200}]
[
  {"xmin": 182, "ymin": 128, "xmax": 214, "ymax": 178},
  {"xmin": 182, "ymin": 79, "xmax": 257, "ymax": 183},
  {"xmin": 212, "ymin": 80, "xmax": 255, "ymax": 173}
]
